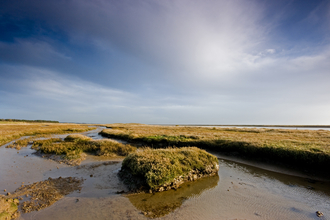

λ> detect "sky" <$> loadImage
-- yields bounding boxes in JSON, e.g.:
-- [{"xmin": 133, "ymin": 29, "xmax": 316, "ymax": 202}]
[{"xmin": 0, "ymin": 0, "xmax": 330, "ymax": 124}]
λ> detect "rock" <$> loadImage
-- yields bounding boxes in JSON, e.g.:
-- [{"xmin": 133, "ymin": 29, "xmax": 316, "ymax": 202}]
[{"xmin": 316, "ymin": 211, "xmax": 323, "ymax": 217}]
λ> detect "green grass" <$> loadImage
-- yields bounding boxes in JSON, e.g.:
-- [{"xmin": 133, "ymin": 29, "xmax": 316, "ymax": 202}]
[
  {"xmin": 32, "ymin": 135, "xmax": 136, "ymax": 159},
  {"xmin": 121, "ymin": 147, "xmax": 219, "ymax": 190},
  {"xmin": 100, "ymin": 124, "xmax": 330, "ymax": 171}
]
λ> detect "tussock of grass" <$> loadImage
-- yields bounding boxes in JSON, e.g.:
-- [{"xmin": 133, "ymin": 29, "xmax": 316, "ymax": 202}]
[
  {"xmin": 101, "ymin": 124, "xmax": 330, "ymax": 170},
  {"xmin": 121, "ymin": 147, "xmax": 219, "ymax": 191},
  {"xmin": 32, "ymin": 135, "xmax": 136, "ymax": 161},
  {"xmin": 6, "ymin": 137, "xmax": 36, "ymax": 150},
  {"xmin": 64, "ymin": 134, "xmax": 93, "ymax": 142}
]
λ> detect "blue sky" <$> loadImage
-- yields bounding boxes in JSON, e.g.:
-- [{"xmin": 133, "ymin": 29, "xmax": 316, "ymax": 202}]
[{"xmin": 0, "ymin": 0, "xmax": 330, "ymax": 124}]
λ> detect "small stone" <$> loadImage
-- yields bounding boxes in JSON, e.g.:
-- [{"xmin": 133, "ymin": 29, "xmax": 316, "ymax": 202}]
[
  {"xmin": 90, "ymin": 174, "xmax": 93, "ymax": 177},
  {"xmin": 7, "ymin": 192, "xmax": 10, "ymax": 196},
  {"xmin": 316, "ymin": 211, "xmax": 323, "ymax": 217},
  {"xmin": 3, "ymin": 189, "xmax": 6, "ymax": 192}
]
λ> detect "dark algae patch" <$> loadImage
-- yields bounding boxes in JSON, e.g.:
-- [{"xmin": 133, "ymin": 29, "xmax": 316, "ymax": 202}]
[
  {"xmin": 127, "ymin": 174, "xmax": 219, "ymax": 218},
  {"xmin": 119, "ymin": 147, "xmax": 219, "ymax": 192}
]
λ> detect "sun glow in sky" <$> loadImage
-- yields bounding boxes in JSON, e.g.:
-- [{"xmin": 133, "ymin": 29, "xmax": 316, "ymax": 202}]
[{"xmin": 1, "ymin": 0, "xmax": 330, "ymax": 124}]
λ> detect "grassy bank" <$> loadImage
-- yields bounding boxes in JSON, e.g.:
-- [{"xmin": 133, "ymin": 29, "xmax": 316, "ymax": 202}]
[
  {"xmin": 120, "ymin": 147, "xmax": 219, "ymax": 192},
  {"xmin": 100, "ymin": 124, "xmax": 330, "ymax": 172},
  {"xmin": 0, "ymin": 123, "xmax": 95, "ymax": 146},
  {"xmin": 32, "ymin": 134, "xmax": 136, "ymax": 161}
]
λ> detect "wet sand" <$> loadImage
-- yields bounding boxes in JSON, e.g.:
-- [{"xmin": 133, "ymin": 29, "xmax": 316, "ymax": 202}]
[{"xmin": 1, "ymin": 128, "xmax": 329, "ymax": 219}]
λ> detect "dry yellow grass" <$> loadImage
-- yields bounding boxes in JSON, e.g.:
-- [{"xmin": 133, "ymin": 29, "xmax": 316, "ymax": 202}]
[
  {"xmin": 101, "ymin": 124, "xmax": 330, "ymax": 170},
  {"xmin": 0, "ymin": 122, "xmax": 94, "ymax": 146},
  {"xmin": 101, "ymin": 124, "xmax": 330, "ymax": 153}
]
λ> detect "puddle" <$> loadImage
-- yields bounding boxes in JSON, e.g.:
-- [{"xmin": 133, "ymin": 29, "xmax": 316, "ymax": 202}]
[{"xmin": 127, "ymin": 175, "xmax": 219, "ymax": 218}]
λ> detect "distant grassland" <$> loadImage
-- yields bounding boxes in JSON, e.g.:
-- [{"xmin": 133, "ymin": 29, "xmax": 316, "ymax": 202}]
[
  {"xmin": 100, "ymin": 124, "xmax": 330, "ymax": 170},
  {"xmin": 0, "ymin": 122, "xmax": 95, "ymax": 146}
]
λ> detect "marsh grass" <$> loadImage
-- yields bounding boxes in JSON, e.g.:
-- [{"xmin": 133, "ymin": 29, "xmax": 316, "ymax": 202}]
[
  {"xmin": 121, "ymin": 147, "xmax": 219, "ymax": 190},
  {"xmin": 32, "ymin": 135, "xmax": 136, "ymax": 160},
  {"xmin": 0, "ymin": 123, "xmax": 94, "ymax": 147},
  {"xmin": 101, "ymin": 124, "xmax": 330, "ymax": 170}
]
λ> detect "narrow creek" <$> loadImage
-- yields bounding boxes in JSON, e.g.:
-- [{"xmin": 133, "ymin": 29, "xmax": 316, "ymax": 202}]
[{"xmin": 0, "ymin": 127, "xmax": 329, "ymax": 219}]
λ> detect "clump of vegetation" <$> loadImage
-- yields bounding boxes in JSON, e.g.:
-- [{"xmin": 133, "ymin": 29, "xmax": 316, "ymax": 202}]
[
  {"xmin": 0, "ymin": 196, "xmax": 19, "ymax": 220},
  {"xmin": 64, "ymin": 134, "xmax": 93, "ymax": 142},
  {"xmin": 101, "ymin": 124, "xmax": 330, "ymax": 171},
  {"xmin": 6, "ymin": 137, "xmax": 36, "ymax": 150},
  {"xmin": 32, "ymin": 135, "xmax": 136, "ymax": 164},
  {"xmin": 120, "ymin": 147, "xmax": 219, "ymax": 192}
]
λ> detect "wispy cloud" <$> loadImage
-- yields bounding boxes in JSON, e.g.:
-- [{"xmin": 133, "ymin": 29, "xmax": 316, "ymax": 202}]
[{"xmin": 1, "ymin": 0, "xmax": 330, "ymax": 124}]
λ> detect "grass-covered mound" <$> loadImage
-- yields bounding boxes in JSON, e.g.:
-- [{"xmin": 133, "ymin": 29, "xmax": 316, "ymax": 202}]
[
  {"xmin": 120, "ymin": 147, "xmax": 219, "ymax": 192},
  {"xmin": 32, "ymin": 135, "xmax": 136, "ymax": 165},
  {"xmin": 0, "ymin": 196, "xmax": 19, "ymax": 220}
]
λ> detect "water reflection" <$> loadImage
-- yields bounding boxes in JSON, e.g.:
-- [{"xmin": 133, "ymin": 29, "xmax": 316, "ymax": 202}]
[
  {"xmin": 127, "ymin": 174, "xmax": 219, "ymax": 218},
  {"xmin": 219, "ymin": 158, "xmax": 330, "ymax": 198}
]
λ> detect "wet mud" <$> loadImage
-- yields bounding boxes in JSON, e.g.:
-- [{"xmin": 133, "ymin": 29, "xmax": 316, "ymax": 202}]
[{"xmin": 8, "ymin": 177, "xmax": 83, "ymax": 213}]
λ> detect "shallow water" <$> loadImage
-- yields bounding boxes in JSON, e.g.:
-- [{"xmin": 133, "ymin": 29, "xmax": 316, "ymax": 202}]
[{"xmin": 1, "ymin": 128, "xmax": 329, "ymax": 220}]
